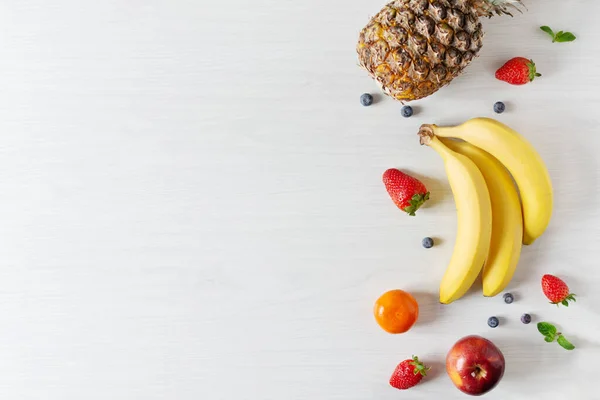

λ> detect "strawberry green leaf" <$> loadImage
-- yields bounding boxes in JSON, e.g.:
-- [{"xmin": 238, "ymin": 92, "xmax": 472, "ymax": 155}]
[
  {"xmin": 403, "ymin": 192, "xmax": 430, "ymax": 216},
  {"xmin": 526, "ymin": 60, "xmax": 541, "ymax": 81},
  {"xmin": 544, "ymin": 336, "xmax": 554, "ymax": 343},
  {"xmin": 556, "ymin": 32, "xmax": 576, "ymax": 42},
  {"xmin": 409, "ymin": 355, "xmax": 430, "ymax": 376},
  {"xmin": 557, "ymin": 335, "xmax": 575, "ymax": 350},
  {"xmin": 540, "ymin": 26, "xmax": 554, "ymax": 38},
  {"xmin": 537, "ymin": 322, "xmax": 557, "ymax": 338},
  {"xmin": 552, "ymin": 293, "xmax": 576, "ymax": 307}
]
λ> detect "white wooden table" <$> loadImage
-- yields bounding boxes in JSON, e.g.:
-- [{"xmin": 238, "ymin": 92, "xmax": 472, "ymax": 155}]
[{"xmin": 0, "ymin": 1, "xmax": 598, "ymax": 399}]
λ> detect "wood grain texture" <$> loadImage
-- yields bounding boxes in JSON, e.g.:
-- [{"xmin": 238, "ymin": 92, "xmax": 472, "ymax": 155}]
[{"xmin": 0, "ymin": 0, "xmax": 598, "ymax": 399}]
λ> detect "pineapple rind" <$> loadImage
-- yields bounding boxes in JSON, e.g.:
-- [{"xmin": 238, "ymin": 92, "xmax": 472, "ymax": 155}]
[{"xmin": 357, "ymin": 0, "xmax": 521, "ymax": 101}]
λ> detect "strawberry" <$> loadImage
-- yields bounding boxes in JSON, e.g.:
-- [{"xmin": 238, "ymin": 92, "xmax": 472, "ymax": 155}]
[
  {"xmin": 541, "ymin": 274, "xmax": 576, "ymax": 306},
  {"xmin": 389, "ymin": 356, "xmax": 430, "ymax": 390},
  {"xmin": 495, "ymin": 57, "xmax": 541, "ymax": 85},
  {"xmin": 383, "ymin": 169, "xmax": 429, "ymax": 216}
]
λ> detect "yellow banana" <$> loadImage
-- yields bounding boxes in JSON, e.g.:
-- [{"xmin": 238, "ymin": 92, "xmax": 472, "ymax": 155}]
[
  {"xmin": 419, "ymin": 132, "xmax": 492, "ymax": 304},
  {"xmin": 441, "ymin": 139, "xmax": 523, "ymax": 297},
  {"xmin": 419, "ymin": 118, "xmax": 552, "ymax": 245}
]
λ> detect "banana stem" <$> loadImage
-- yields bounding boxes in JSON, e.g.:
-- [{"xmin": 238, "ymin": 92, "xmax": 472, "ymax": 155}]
[
  {"xmin": 426, "ymin": 124, "xmax": 456, "ymax": 139},
  {"xmin": 418, "ymin": 124, "xmax": 436, "ymax": 146},
  {"xmin": 418, "ymin": 126, "xmax": 455, "ymax": 158}
]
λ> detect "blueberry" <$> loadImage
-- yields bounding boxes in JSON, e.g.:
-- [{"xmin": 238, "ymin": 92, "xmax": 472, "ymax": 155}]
[
  {"xmin": 360, "ymin": 93, "xmax": 373, "ymax": 106},
  {"xmin": 422, "ymin": 237, "xmax": 434, "ymax": 248},
  {"xmin": 401, "ymin": 105, "xmax": 413, "ymax": 118},
  {"xmin": 487, "ymin": 316, "xmax": 499, "ymax": 328},
  {"xmin": 521, "ymin": 313, "xmax": 531, "ymax": 324},
  {"xmin": 494, "ymin": 101, "xmax": 505, "ymax": 114},
  {"xmin": 503, "ymin": 292, "xmax": 514, "ymax": 304}
]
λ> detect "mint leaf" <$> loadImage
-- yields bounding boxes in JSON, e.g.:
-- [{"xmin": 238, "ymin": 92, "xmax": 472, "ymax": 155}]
[
  {"xmin": 540, "ymin": 26, "xmax": 554, "ymax": 38},
  {"xmin": 540, "ymin": 26, "xmax": 577, "ymax": 43},
  {"xmin": 537, "ymin": 322, "xmax": 557, "ymax": 337},
  {"xmin": 557, "ymin": 335, "xmax": 575, "ymax": 350},
  {"xmin": 556, "ymin": 32, "xmax": 576, "ymax": 42},
  {"xmin": 544, "ymin": 336, "xmax": 554, "ymax": 343}
]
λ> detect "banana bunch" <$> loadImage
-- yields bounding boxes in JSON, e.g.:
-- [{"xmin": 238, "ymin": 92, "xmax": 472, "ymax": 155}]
[{"xmin": 418, "ymin": 118, "xmax": 553, "ymax": 304}]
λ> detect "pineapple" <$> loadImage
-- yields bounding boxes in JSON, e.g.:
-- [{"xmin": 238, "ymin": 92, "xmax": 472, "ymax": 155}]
[{"xmin": 357, "ymin": 0, "xmax": 524, "ymax": 101}]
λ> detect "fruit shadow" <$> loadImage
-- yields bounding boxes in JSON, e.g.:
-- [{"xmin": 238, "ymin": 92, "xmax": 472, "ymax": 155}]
[
  {"xmin": 455, "ymin": 271, "xmax": 483, "ymax": 302},
  {"xmin": 542, "ymin": 322, "xmax": 596, "ymax": 350},
  {"xmin": 553, "ymin": 273, "xmax": 583, "ymax": 296},
  {"xmin": 486, "ymin": 335, "xmax": 582, "ymax": 397},
  {"xmin": 412, "ymin": 291, "xmax": 440, "ymax": 327},
  {"xmin": 492, "ymin": 337, "xmax": 542, "ymax": 383},
  {"xmin": 561, "ymin": 334, "xmax": 597, "ymax": 350},
  {"xmin": 400, "ymin": 169, "xmax": 449, "ymax": 209},
  {"xmin": 511, "ymin": 243, "xmax": 543, "ymax": 289},
  {"xmin": 408, "ymin": 104, "xmax": 421, "ymax": 116},
  {"xmin": 499, "ymin": 100, "xmax": 513, "ymax": 113},
  {"xmin": 422, "ymin": 359, "xmax": 445, "ymax": 385},
  {"xmin": 371, "ymin": 93, "xmax": 384, "ymax": 104},
  {"xmin": 430, "ymin": 236, "xmax": 444, "ymax": 246}
]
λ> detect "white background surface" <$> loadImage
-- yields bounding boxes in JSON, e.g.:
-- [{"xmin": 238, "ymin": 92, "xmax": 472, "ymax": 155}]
[{"xmin": 0, "ymin": 1, "xmax": 599, "ymax": 399}]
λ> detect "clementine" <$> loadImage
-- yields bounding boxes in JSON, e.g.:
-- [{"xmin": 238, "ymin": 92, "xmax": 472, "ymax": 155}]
[{"xmin": 374, "ymin": 289, "xmax": 419, "ymax": 334}]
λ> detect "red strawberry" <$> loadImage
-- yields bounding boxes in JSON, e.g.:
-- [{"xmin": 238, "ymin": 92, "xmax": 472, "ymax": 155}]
[
  {"xmin": 389, "ymin": 356, "xmax": 430, "ymax": 390},
  {"xmin": 383, "ymin": 169, "xmax": 429, "ymax": 216},
  {"xmin": 495, "ymin": 57, "xmax": 541, "ymax": 85},
  {"xmin": 541, "ymin": 274, "xmax": 576, "ymax": 306}
]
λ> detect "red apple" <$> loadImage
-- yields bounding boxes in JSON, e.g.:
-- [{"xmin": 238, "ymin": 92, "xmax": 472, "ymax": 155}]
[{"xmin": 446, "ymin": 335, "xmax": 505, "ymax": 396}]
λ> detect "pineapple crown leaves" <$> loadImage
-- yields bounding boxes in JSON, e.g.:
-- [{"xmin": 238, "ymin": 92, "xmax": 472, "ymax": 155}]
[
  {"xmin": 403, "ymin": 192, "xmax": 430, "ymax": 216},
  {"xmin": 526, "ymin": 59, "xmax": 542, "ymax": 82},
  {"xmin": 476, "ymin": 0, "xmax": 525, "ymax": 17},
  {"xmin": 409, "ymin": 355, "xmax": 430, "ymax": 377},
  {"xmin": 537, "ymin": 322, "xmax": 576, "ymax": 350}
]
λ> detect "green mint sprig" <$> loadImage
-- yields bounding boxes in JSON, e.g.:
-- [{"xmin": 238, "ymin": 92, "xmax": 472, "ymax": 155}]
[
  {"xmin": 540, "ymin": 26, "xmax": 576, "ymax": 43},
  {"xmin": 537, "ymin": 322, "xmax": 575, "ymax": 350}
]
